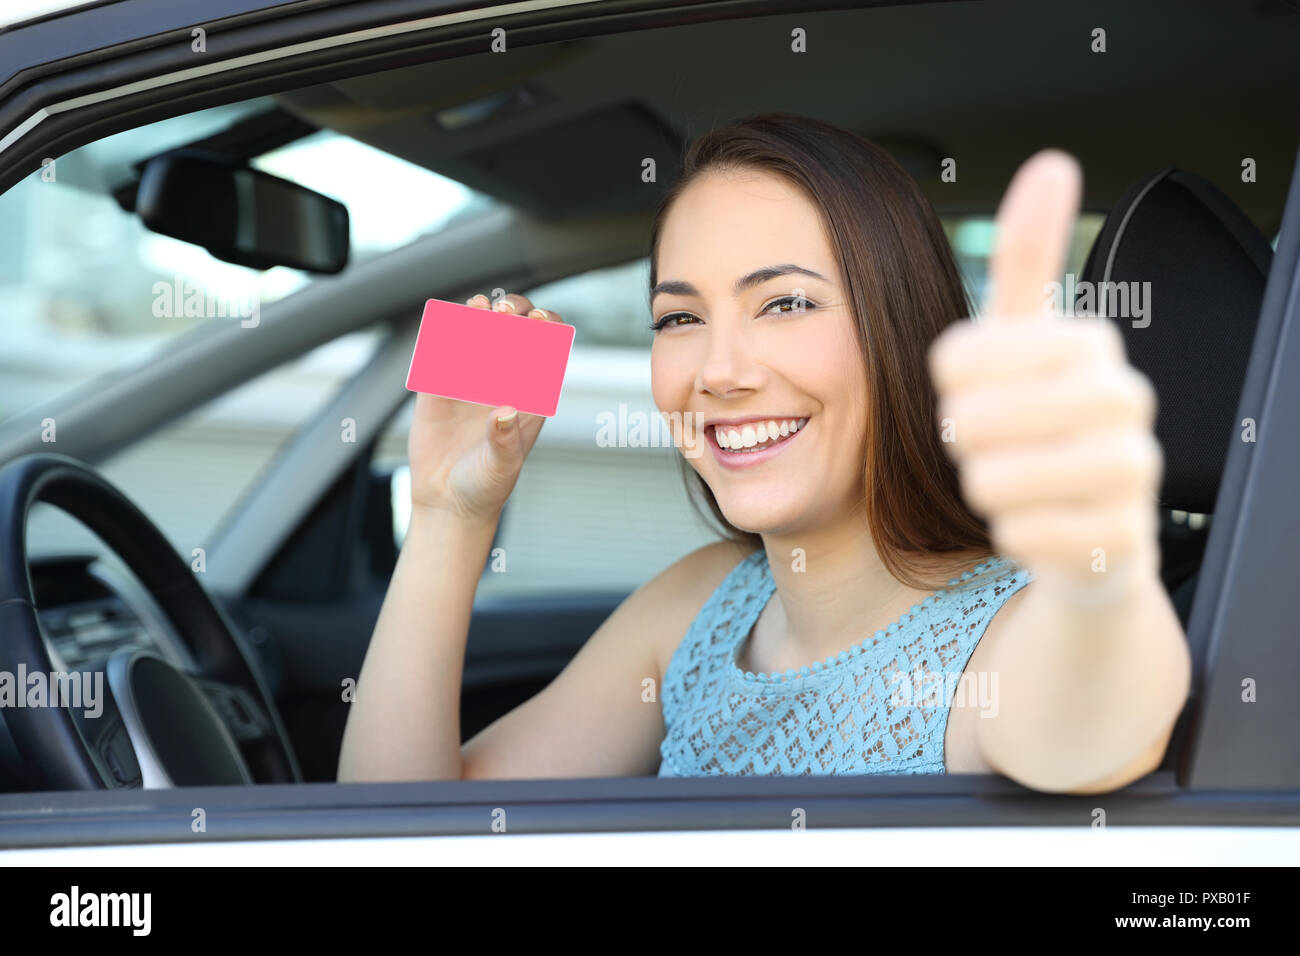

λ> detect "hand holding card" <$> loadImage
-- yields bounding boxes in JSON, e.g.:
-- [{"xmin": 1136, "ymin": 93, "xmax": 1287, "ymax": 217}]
[
  {"xmin": 406, "ymin": 296, "xmax": 576, "ymax": 417},
  {"xmin": 405, "ymin": 293, "xmax": 573, "ymax": 522}
]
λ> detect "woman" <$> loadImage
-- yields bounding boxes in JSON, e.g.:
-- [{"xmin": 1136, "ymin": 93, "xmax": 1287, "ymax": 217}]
[{"xmin": 337, "ymin": 113, "xmax": 1191, "ymax": 793}]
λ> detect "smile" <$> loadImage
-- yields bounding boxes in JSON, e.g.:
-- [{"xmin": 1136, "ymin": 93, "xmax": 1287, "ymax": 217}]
[{"xmin": 708, "ymin": 417, "xmax": 809, "ymax": 469}]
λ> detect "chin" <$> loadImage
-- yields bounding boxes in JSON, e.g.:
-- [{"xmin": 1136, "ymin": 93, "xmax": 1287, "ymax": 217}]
[{"xmin": 711, "ymin": 495, "xmax": 809, "ymax": 537}]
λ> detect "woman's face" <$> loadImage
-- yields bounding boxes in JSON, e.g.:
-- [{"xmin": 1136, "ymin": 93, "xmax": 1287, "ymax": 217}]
[{"xmin": 650, "ymin": 167, "xmax": 871, "ymax": 536}]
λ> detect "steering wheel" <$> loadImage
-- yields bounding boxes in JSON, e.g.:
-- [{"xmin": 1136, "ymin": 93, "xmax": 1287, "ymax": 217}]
[{"xmin": 0, "ymin": 453, "xmax": 301, "ymax": 790}]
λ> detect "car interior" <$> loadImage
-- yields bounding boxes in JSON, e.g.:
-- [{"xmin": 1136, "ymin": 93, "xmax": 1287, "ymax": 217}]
[{"xmin": 0, "ymin": 0, "xmax": 1298, "ymax": 793}]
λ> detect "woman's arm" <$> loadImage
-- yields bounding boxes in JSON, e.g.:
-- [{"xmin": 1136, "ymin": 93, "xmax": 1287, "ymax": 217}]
[
  {"xmin": 338, "ymin": 520, "xmax": 746, "ymax": 781},
  {"xmin": 336, "ymin": 505, "xmax": 497, "ymax": 782},
  {"xmin": 967, "ymin": 546, "xmax": 1191, "ymax": 793},
  {"xmin": 927, "ymin": 151, "xmax": 1192, "ymax": 793},
  {"xmin": 338, "ymin": 289, "xmax": 562, "ymax": 782},
  {"xmin": 459, "ymin": 540, "xmax": 748, "ymax": 779}
]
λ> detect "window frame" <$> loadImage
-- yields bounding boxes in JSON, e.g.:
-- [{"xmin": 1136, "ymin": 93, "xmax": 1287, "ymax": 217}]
[{"xmin": 1175, "ymin": 146, "xmax": 1300, "ymax": 791}]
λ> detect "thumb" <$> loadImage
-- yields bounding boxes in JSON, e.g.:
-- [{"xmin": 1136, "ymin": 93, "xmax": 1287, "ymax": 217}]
[
  {"xmin": 984, "ymin": 149, "xmax": 1082, "ymax": 322},
  {"xmin": 483, "ymin": 406, "xmax": 526, "ymax": 478}
]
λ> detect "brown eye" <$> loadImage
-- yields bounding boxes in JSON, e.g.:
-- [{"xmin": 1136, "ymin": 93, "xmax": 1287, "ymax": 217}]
[
  {"xmin": 764, "ymin": 295, "xmax": 816, "ymax": 315},
  {"xmin": 649, "ymin": 312, "xmax": 700, "ymax": 332}
]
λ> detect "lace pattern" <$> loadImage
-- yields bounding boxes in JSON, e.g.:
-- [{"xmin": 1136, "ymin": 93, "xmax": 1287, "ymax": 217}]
[{"xmin": 657, "ymin": 549, "xmax": 1033, "ymax": 776}]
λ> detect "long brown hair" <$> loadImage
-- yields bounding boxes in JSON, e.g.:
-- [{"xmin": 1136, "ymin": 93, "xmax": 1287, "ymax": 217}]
[{"xmin": 648, "ymin": 112, "xmax": 1000, "ymax": 592}]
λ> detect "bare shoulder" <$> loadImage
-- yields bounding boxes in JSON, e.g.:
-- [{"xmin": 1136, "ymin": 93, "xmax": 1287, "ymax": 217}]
[{"xmin": 630, "ymin": 539, "xmax": 759, "ymax": 679}]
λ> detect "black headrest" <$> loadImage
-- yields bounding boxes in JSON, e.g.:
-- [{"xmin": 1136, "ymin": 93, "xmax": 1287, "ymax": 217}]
[{"xmin": 1077, "ymin": 168, "xmax": 1272, "ymax": 514}]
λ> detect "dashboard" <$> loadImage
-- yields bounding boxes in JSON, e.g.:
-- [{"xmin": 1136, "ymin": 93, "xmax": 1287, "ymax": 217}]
[
  {"xmin": 29, "ymin": 553, "xmax": 197, "ymax": 674},
  {"xmin": 0, "ymin": 552, "xmax": 276, "ymax": 790}
]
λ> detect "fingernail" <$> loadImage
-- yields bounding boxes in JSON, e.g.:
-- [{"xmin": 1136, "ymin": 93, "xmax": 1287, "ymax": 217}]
[
  {"xmin": 496, "ymin": 408, "xmax": 517, "ymax": 429},
  {"xmin": 495, "ymin": 300, "xmax": 515, "ymax": 312},
  {"xmin": 527, "ymin": 308, "xmax": 547, "ymax": 319}
]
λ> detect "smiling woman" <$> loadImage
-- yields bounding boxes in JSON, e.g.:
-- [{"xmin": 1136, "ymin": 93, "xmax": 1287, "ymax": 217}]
[
  {"xmin": 341, "ymin": 111, "xmax": 1190, "ymax": 794},
  {"xmin": 646, "ymin": 115, "xmax": 991, "ymax": 591},
  {"xmin": 642, "ymin": 113, "xmax": 1028, "ymax": 777}
]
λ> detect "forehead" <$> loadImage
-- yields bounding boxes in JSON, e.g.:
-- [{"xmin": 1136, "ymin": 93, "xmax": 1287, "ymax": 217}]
[{"xmin": 657, "ymin": 168, "xmax": 837, "ymax": 284}]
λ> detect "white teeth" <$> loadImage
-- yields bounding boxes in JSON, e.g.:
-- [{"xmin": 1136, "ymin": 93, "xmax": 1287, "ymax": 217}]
[{"xmin": 714, "ymin": 418, "xmax": 809, "ymax": 452}]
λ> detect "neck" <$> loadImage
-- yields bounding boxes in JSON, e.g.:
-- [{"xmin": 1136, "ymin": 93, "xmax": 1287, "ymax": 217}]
[{"xmin": 757, "ymin": 521, "xmax": 971, "ymax": 661}]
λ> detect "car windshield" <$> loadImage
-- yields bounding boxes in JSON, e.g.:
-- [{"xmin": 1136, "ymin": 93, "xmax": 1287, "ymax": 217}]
[{"xmin": 0, "ymin": 101, "xmax": 492, "ymax": 427}]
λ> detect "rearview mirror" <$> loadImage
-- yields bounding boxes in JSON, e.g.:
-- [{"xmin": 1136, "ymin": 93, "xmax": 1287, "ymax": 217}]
[{"xmin": 135, "ymin": 148, "xmax": 349, "ymax": 274}]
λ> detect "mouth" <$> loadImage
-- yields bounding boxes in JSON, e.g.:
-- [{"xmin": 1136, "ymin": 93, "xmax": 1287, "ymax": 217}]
[{"xmin": 707, "ymin": 417, "xmax": 809, "ymax": 469}]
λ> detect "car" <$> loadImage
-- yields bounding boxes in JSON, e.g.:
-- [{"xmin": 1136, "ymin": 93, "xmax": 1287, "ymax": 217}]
[{"xmin": 0, "ymin": 0, "xmax": 1298, "ymax": 878}]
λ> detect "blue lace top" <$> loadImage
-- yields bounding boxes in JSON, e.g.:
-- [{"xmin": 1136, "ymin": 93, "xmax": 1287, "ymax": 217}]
[{"xmin": 658, "ymin": 549, "xmax": 1033, "ymax": 776}]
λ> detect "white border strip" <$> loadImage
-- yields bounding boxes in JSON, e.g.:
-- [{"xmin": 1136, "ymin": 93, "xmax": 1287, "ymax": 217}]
[
  {"xmin": 0, "ymin": 0, "xmax": 606, "ymax": 156},
  {"xmin": 2, "ymin": 826, "xmax": 1299, "ymax": 865}
]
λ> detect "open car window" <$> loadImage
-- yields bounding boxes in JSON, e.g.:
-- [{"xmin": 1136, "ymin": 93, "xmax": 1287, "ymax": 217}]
[
  {"xmin": 0, "ymin": 103, "xmax": 493, "ymax": 428},
  {"xmin": 1, "ymin": 104, "xmax": 496, "ymax": 557}
]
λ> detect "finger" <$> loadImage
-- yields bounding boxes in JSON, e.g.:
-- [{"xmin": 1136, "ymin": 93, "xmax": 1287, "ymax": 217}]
[
  {"xmin": 929, "ymin": 315, "xmax": 1124, "ymax": 393},
  {"xmin": 937, "ymin": 366, "xmax": 1155, "ymax": 460},
  {"xmin": 984, "ymin": 149, "xmax": 1082, "ymax": 322},
  {"xmin": 524, "ymin": 306, "xmax": 565, "ymax": 324},
  {"xmin": 490, "ymin": 400, "xmax": 545, "ymax": 433},
  {"xmin": 492, "ymin": 292, "xmax": 536, "ymax": 316},
  {"xmin": 957, "ymin": 428, "xmax": 1162, "ymax": 515},
  {"xmin": 485, "ymin": 404, "xmax": 523, "ymax": 463},
  {"xmin": 935, "ymin": 361, "xmax": 1159, "ymax": 460}
]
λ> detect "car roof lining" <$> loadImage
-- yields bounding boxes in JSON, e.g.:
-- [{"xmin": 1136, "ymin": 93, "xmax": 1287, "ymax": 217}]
[{"xmin": 270, "ymin": 0, "xmax": 1300, "ymax": 233}]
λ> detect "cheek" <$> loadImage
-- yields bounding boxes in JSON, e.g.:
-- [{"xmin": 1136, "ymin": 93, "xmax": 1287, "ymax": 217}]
[
  {"xmin": 650, "ymin": 341, "xmax": 689, "ymax": 412},
  {"xmin": 776, "ymin": 310, "xmax": 865, "ymax": 395},
  {"xmin": 779, "ymin": 316, "xmax": 871, "ymax": 469}
]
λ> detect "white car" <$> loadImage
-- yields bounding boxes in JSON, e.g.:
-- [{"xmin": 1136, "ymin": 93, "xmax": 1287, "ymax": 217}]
[{"xmin": 0, "ymin": 0, "xmax": 1297, "ymax": 881}]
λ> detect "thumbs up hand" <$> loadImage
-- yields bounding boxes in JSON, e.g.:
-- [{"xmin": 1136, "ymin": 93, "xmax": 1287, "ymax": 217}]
[{"xmin": 928, "ymin": 151, "xmax": 1162, "ymax": 600}]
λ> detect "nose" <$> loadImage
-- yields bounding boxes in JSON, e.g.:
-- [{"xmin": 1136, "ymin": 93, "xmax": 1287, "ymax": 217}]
[{"xmin": 694, "ymin": 315, "xmax": 765, "ymax": 397}]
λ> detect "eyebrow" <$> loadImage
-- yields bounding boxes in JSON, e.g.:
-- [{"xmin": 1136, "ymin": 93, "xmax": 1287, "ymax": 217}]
[{"xmin": 650, "ymin": 263, "xmax": 829, "ymax": 301}]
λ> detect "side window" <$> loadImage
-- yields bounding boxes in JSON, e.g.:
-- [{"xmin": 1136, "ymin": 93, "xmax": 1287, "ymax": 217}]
[
  {"xmin": 376, "ymin": 259, "xmax": 722, "ymax": 599},
  {"xmin": 5, "ymin": 96, "xmax": 489, "ymax": 566},
  {"xmin": 26, "ymin": 329, "xmax": 385, "ymax": 560}
]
